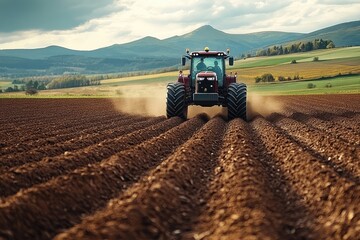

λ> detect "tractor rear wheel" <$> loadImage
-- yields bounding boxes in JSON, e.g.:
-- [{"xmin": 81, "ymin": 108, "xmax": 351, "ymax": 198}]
[
  {"xmin": 166, "ymin": 83, "xmax": 188, "ymax": 119},
  {"xmin": 227, "ymin": 83, "xmax": 247, "ymax": 120}
]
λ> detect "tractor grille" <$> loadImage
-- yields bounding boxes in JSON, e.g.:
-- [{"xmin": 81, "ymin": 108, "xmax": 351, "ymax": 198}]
[{"xmin": 193, "ymin": 93, "xmax": 219, "ymax": 103}]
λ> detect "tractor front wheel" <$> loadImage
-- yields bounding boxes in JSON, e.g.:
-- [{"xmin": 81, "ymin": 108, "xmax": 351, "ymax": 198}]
[
  {"xmin": 227, "ymin": 83, "xmax": 247, "ymax": 121},
  {"xmin": 166, "ymin": 83, "xmax": 188, "ymax": 119}
]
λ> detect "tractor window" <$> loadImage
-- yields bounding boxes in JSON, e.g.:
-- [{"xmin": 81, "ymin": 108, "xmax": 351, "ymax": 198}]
[{"xmin": 191, "ymin": 57, "xmax": 224, "ymax": 86}]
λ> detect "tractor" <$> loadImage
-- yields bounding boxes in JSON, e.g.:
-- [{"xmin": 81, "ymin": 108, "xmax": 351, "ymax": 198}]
[{"xmin": 166, "ymin": 47, "xmax": 247, "ymax": 120}]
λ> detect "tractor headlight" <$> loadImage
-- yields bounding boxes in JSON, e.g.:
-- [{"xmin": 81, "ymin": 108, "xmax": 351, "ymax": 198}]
[
  {"xmin": 207, "ymin": 77, "xmax": 215, "ymax": 81},
  {"xmin": 198, "ymin": 77, "xmax": 205, "ymax": 80}
]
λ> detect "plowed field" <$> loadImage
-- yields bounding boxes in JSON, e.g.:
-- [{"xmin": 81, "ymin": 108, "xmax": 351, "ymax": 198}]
[{"xmin": 0, "ymin": 95, "xmax": 359, "ymax": 240}]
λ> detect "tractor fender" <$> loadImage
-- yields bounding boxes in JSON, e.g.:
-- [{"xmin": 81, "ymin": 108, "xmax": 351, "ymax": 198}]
[
  {"xmin": 178, "ymin": 75, "xmax": 190, "ymax": 87},
  {"xmin": 225, "ymin": 76, "xmax": 236, "ymax": 87}
]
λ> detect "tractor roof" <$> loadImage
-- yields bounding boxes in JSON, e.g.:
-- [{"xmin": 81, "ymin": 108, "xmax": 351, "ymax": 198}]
[
  {"xmin": 185, "ymin": 47, "xmax": 230, "ymax": 59},
  {"xmin": 190, "ymin": 51, "xmax": 228, "ymax": 56}
]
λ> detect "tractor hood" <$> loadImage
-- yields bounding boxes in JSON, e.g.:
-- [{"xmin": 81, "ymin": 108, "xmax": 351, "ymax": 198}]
[{"xmin": 196, "ymin": 71, "xmax": 216, "ymax": 78}]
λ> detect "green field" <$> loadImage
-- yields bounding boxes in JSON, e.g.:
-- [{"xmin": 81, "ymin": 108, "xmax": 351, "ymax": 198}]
[
  {"xmin": 250, "ymin": 75, "xmax": 360, "ymax": 95},
  {"xmin": 0, "ymin": 80, "xmax": 12, "ymax": 88},
  {"xmin": 1, "ymin": 46, "xmax": 359, "ymax": 98},
  {"xmin": 231, "ymin": 56, "xmax": 309, "ymax": 69},
  {"xmin": 231, "ymin": 47, "xmax": 360, "ymax": 68},
  {"xmin": 102, "ymin": 76, "xmax": 175, "ymax": 87}
]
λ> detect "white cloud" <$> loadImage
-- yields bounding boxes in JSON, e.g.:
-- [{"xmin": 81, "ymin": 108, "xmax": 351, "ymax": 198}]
[
  {"xmin": 0, "ymin": 0, "xmax": 358, "ymax": 50},
  {"xmin": 317, "ymin": 0, "xmax": 360, "ymax": 4}
]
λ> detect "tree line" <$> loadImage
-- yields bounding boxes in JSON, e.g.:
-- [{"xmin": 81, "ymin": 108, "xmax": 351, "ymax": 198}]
[
  {"xmin": 1, "ymin": 75, "xmax": 101, "ymax": 94},
  {"xmin": 2, "ymin": 65, "xmax": 180, "ymax": 94},
  {"xmin": 1, "ymin": 80, "xmax": 47, "ymax": 94},
  {"xmin": 46, "ymin": 75, "xmax": 100, "ymax": 89},
  {"xmin": 255, "ymin": 73, "xmax": 302, "ymax": 83},
  {"xmin": 255, "ymin": 39, "xmax": 335, "ymax": 57}
]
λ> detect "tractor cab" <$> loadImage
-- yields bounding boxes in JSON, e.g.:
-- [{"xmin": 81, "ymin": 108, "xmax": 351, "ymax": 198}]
[
  {"xmin": 183, "ymin": 47, "xmax": 232, "ymax": 89},
  {"xmin": 191, "ymin": 55, "xmax": 224, "ymax": 87}
]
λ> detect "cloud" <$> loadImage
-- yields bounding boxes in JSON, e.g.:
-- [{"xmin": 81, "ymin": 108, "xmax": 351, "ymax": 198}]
[
  {"xmin": 0, "ymin": 0, "xmax": 359, "ymax": 50},
  {"xmin": 224, "ymin": 0, "xmax": 360, "ymax": 33},
  {"xmin": 317, "ymin": 0, "xmax": 360, "ymax": 4},
  {"xmin": 0, "ymin": 0, "xmax": 119, "ymax": 32}
]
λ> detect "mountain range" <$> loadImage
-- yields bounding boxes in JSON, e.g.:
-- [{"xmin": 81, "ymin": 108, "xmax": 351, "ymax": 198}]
[{"xmin": 0, "ymin": 20, "xmax": 359, "ymax": 77}]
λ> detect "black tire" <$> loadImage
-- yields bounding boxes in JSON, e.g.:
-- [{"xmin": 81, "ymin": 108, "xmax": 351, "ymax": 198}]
[
  {"xmin": 166, "ymin": 83, "xmax": 188, "ymax": 119},
  {"xmin": 227, "ymin": 83, "xmax": 247, "ymax": 120}
]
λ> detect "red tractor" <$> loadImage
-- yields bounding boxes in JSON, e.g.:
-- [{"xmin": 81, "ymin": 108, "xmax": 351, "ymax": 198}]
[{"xmin": 166, "ymin": 47, "xmax": 247, "ymax": 120}]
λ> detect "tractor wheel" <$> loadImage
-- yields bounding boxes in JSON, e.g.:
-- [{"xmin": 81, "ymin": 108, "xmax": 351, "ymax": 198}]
[
  {"xmin": 166, "ymin": 82, "xmax": 188, "ymax": 119},
  {"xmin": 227, "ymin": 83, "xmax": 247, "ymax": 121}
]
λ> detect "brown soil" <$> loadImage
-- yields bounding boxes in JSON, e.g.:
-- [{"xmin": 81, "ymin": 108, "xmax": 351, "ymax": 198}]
[{"xmin": 0, "ymin": 95, "xmax": 359, "ymax": 240}]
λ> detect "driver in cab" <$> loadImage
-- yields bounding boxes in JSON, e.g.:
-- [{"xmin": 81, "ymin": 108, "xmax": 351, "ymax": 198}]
[{"xmin": 196, "ymin": 58, "xmax": 207, "ymax": 71}]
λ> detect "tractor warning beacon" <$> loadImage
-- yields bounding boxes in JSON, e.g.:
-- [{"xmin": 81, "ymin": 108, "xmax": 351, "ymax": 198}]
[{"xmin": 166, "ymin": 47, "xmax": 247, "ymax": 120}]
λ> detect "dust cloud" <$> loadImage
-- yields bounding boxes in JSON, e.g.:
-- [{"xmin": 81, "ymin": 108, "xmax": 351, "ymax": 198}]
[
  {"xmin": 188, "ymin": 106, "xmax": 227, "ymax": 118},
  {"xmin": 110, "ymin": 86, "xmax": 167, "ymax": 117},
  {"xmin": 111, "ymin": 85, "xmax": 284, "ymax": 120},
  {"xmin": 188, "ymin": 92, "xmax": 285, "ymax": 120},
  {"xmin": 247, "ymin": 92, "xmax": 285, "ymax": 120}
]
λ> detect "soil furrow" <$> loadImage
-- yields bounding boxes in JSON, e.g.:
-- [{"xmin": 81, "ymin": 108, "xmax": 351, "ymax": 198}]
[
  {"xmin": 0, "ymin": 117, "xmax": 176, "ymax": 196},
  {"xmin": 55, "ymin": 117, "xmax": 226, "ymax": 240},
  {"xmin": 326, "ymin": 115, "xmax": 360, "ymax": 131},
  {"xmin": 0, "ymin": 117, "xmax": 177, "ymax": 197},
  {"xmin": 279, "ymin": 103, "xmax": 360, "ymax": 145},
  {"xmin": 290, "ymin": 112, "xmax": 360, "ymax": 146},
  {"xmin": 304, "ymin": 95, "xmax": 360, "ymax": 111},
  {"xmin": 0, "ymin": 116, "xmax": 161, "ymax": 173},
  {"xmin": 0, "ymin": 114, "xmax": 142, "ymax": 156},
  {"xmin": 270, "ymin": 115, "xmax": 360, "ymax": 182},
  {"xmin": 251, "ymin": 118, "xmax": 360, "ymax": 240},
  {"xmin": 0, "ymin": 99, "xmax": 125, "ymax": 144},
  {"xmin": 299, "ymin": 111, "xmax": 360, "ymax": 134},
  {"xmin": 283, "ymin": 95, "xmax": 355, "ymax": 115},
  {"xmin": 0, "ymin": 112, "xmax": 133, "ymax": 147},
  {"xmin": 0, "ymin": 115, "xmax": 206, "ymax": 240},
  {"xmin": 187, "ymin": 119, "xmax": 314, "ymax": 240}
]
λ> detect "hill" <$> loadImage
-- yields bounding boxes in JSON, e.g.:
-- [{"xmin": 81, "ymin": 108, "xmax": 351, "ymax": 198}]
[
  {"xmin": 0, "ymin": 21, "xmax": 359, "ymax": 77},
  {"xmin": 0, "ymin": 46, "xmax": 81, "ymax": 59},
  {"xmin": 277, "ymin": 21, "xmax": 360, "ymax": 48},
  {"xmin": 164, "ymin": 25, "xmax": 304, "ymax": 57},
  {"xmin": 296, "ymin": 21, "xmax": 360, "ymax": 47}
]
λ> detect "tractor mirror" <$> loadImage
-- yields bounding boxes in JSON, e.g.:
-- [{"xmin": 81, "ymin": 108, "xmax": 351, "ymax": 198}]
[
  {"xmin": 229, "ymin": 57, "xmax": 234, "ymax": 66},
  {"xmin": 181, "ymin": 57, "xmax": 186, "ymax": 66}
]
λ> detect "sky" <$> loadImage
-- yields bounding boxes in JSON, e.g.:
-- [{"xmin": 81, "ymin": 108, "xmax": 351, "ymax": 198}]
[{"xmin": 0, "ymin": 0, "xmax": 359, "ymax": 50}]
